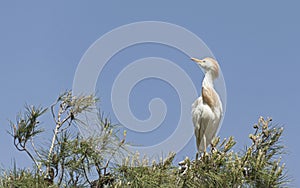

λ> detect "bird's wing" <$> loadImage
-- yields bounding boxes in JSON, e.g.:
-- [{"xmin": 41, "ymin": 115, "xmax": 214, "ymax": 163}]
[
  {"xmin": 192, "ymin": 97, "xmax": 202, "ymax": 150},
  {"xmin": 203, "ymin": 117, "xmax": 218, "ymax": 148},
  {"xmin": 199, "ymin": 109, "xmax": 214, "ymax": 151},
  {"xmin": 192, "ymin": 97, "xmax": 213, "ymax": 151},
  {"xmin": 202, "ymin": 86, "xmax": 223, "ymax": 147},
  {"xmin": 202, "ymin": 102, "xmax": 223, "ymax": 149}
]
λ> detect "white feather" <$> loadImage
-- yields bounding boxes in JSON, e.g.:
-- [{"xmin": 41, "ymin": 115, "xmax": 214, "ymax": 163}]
[{"xmin": 191, "ymin": 57, "xmax": 223, "ymax": 152}]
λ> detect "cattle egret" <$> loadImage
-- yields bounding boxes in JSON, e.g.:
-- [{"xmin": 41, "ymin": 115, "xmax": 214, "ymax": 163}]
[{"xmin": 191, "ymin": 57, "xmax": 223, "ymax": 153}]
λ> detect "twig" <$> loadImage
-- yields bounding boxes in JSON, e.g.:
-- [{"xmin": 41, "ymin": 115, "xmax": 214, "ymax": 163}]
[
  {"xmin": 58, "ymin": 119, "xmax": 73, "ymax": 134},
  {"xmin": 46, "ymin": 104, "xmax": 71, "ymax": 177},
  {"xmin": 83, "ymin": 159, "xmax": 92, "ymax": 185},
  {"xmin": 51, "ymin": 102, "xmax": 58, "ymax": 123},
  {"xmin": 23, "ymin": 147, "xmax": 39, "ymax": 169},
  {"xmin": 30, "ymin": 137, "xmax": 42, "ymax": 161},
  {"xmin": 57, "ymin": 160, "xmax": 65, "ymax": 186}
]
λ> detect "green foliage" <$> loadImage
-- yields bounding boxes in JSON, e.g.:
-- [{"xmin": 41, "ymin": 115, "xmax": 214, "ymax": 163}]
[
  {"xmin": 114, "ymin": 152, "xmax": 177, "ymax": 187},
  {"xmin": 0, "ymin": 162, "xmax": 54, "ymax": 188},
  {"xmin": 2, "ymin": 91, "xmax": 290, "ymax": 187},
  {"xmin": 175, "ymin": 117, "xmax": 287, "ymax": 188},
  {"xmin": 8, "ymin": 105, "xmax": 47, "ymax": 167},
  {"xmin": 5, "ymin": 91, "xmax": 127, "ymax": 187},
  {"xmin": 112, "ymin": 117, "xmax": 288, "ymax": 188}
]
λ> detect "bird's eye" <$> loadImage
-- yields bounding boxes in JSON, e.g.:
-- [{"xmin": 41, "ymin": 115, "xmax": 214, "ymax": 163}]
[{"xmin": 203, "ymin": 60, "xmax": 206, "ymax": 63}]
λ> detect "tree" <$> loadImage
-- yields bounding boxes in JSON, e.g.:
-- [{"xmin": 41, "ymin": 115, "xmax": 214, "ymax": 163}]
[{"xmin": 1, "ymin": 92, "xmax": 289, "ymax": 187}]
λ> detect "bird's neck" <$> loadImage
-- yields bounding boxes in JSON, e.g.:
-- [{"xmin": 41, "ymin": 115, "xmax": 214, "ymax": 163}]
[
  {"xmin": 202, "ymin": 71, "xmax": 215, "ymax": 88},
  {"xmin": 201, "ymin": 71, "xmax": 222, "ymax": 112}
]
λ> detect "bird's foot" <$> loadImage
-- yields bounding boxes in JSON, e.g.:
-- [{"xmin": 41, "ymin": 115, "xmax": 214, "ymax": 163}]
[{"xmin": 195, "ymin": 152, "xmax": 199, "ymax": 161}]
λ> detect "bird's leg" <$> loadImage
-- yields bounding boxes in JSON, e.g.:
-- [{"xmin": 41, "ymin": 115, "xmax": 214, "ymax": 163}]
[{"xmin": 203, "ymin": 135, "xmax": 207, "ymax": 156}]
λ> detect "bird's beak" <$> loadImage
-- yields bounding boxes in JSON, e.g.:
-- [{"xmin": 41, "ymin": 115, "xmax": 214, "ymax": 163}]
[{"xmin": 191, "ymin": 57, "xmax": 203, "ymax": 64}]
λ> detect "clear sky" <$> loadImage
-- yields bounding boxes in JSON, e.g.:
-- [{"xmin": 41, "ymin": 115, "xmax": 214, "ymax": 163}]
[{"xmin": 0, "ymin": 1, "xmax": 299, "ymax": 186}]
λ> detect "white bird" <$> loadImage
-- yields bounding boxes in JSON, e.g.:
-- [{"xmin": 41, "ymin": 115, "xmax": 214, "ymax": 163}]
[{"xmin": 191, "ymin": 57, "xmax": 223, "ymax": 153}]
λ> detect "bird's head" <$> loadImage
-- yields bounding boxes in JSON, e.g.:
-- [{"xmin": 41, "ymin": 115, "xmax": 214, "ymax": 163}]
[{"xmin": 191, "ymin": 57, "xmax": 220, "ymax": 79}]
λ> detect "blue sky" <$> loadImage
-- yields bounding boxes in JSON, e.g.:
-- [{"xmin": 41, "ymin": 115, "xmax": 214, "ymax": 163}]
[{"xmin": 0, "ymin": 1, "xmax": 299, "ymax": 186}]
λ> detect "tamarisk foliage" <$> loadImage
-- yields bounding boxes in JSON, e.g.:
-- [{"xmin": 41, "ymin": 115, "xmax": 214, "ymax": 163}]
[{"xmin": 1, "ymin": 91, "xmax": 289, "ymax": 187}]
